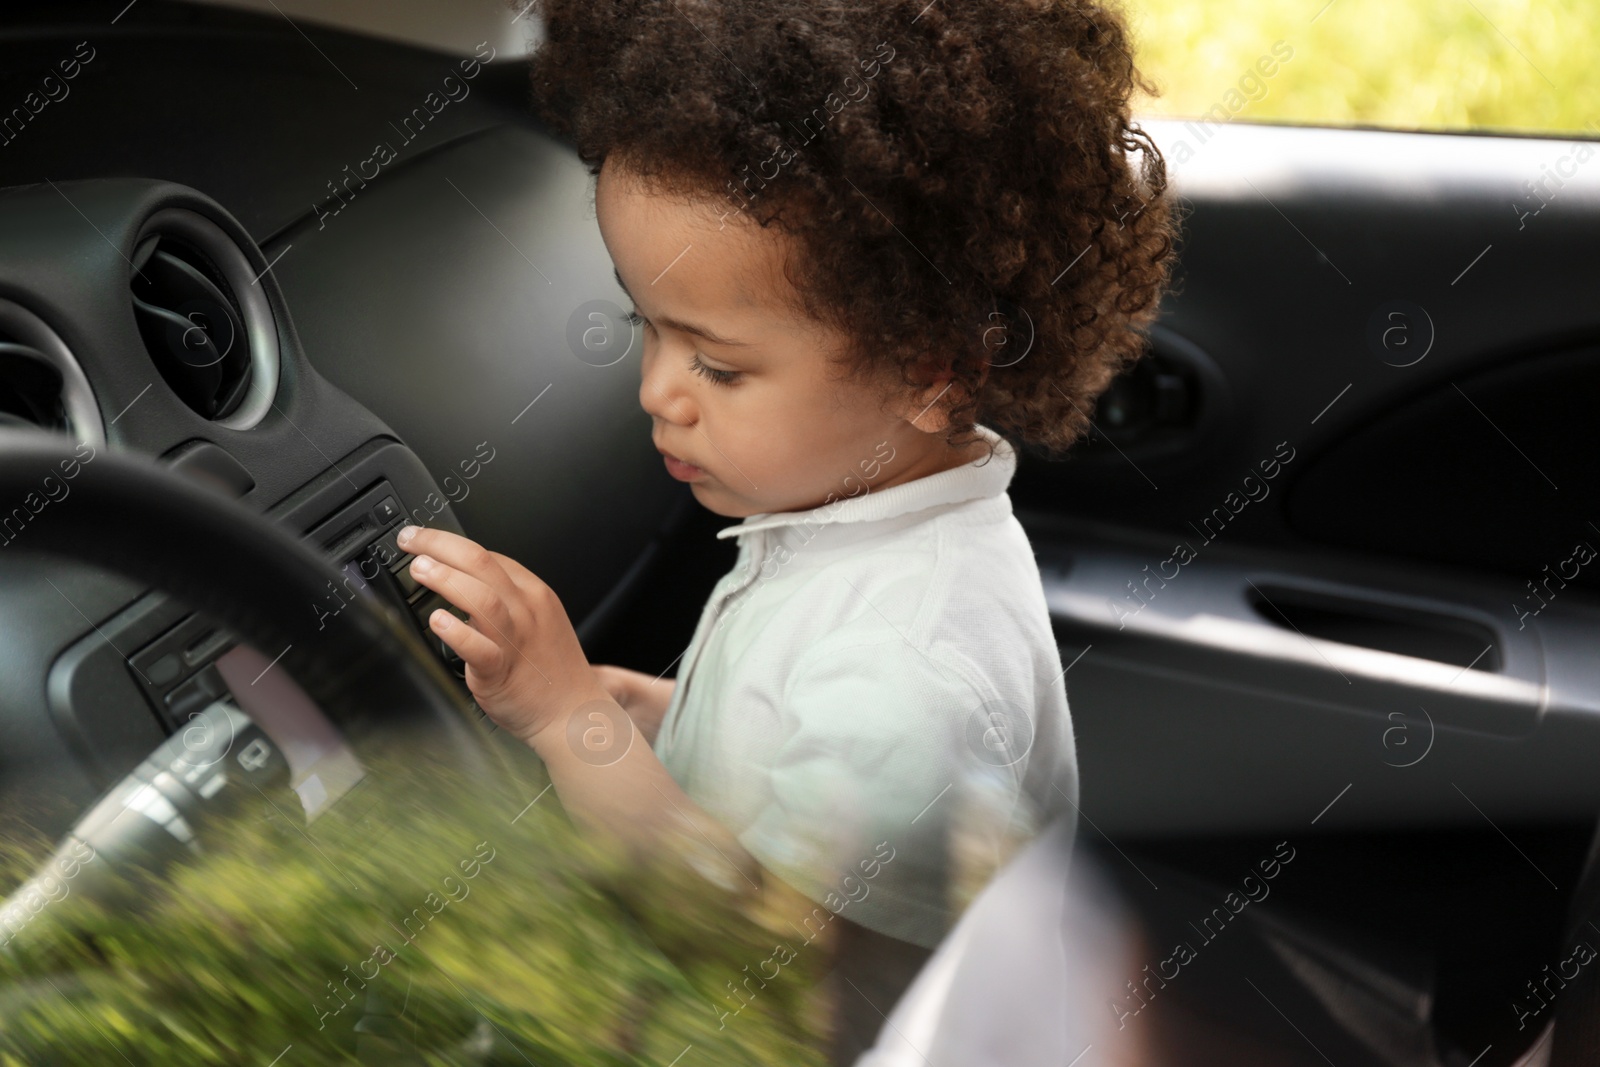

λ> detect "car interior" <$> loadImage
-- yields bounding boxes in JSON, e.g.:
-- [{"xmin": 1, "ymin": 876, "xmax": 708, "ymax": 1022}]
[{"xmin": 2, "ymin": 2, "xmax": 1598, "ymax": 1065}]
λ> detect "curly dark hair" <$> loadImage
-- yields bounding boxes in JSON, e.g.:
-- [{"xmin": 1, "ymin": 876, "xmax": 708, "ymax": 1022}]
[{"xmin": 523, "ymin": 0, "xmax": 1179, "ymax": 461}]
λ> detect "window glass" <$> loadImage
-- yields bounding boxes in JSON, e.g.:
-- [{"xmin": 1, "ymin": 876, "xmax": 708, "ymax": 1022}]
[{"xmin": 1123, "ymin": 0, "xmax": 1599, "ymax": 136}]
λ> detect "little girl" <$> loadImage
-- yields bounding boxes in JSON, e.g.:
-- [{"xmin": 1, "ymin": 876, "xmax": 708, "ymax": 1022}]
[{"xmin": 398, "ymin": 0, "xmax": 1175, "ymax": 1058}]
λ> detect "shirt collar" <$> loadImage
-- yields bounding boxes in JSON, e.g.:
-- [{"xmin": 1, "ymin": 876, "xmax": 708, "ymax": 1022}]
[{"xmin": 715, "ymin": 424, "xmax": 1016, "ymax": 541}]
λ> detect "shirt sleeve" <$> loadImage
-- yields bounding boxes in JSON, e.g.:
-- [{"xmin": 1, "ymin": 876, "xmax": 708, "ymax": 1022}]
[{"xmin": 735, "ymin": 638, "xmax": 998, "ymax": 950}]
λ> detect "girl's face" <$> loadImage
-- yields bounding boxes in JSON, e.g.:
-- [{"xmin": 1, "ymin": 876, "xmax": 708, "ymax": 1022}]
[{"xmin": 595, "ymin": 157, "xmax": 983, "ymax": 519}]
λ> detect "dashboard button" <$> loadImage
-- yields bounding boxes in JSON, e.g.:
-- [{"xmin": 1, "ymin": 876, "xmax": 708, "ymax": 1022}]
[
  {"xmin": 369, "ymin": 529, "xmax": 403, "ymax": 570},
  {"xmin": 393, "ymin": 562, "xmax": 422, "ymax": 597},
  {"xmin": 372, "ymin": 495, "xmax": 403, "ymax": 526},
  {"xmin": 146, "ymin": 652, "xmax": 183, "ymax": 686},
  {"xmin": 164, "ymin": 665, "xmax": 229, "ymax": 722}
]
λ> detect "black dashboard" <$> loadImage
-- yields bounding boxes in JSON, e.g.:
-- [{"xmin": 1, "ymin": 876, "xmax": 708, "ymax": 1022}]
[
  {"xmin": 0, "ymin": 172, "xmax": 483, "ymax": 834},
  {"xmin": 0, "ymin": 3, "xmax": 683, "ymax": 838}
]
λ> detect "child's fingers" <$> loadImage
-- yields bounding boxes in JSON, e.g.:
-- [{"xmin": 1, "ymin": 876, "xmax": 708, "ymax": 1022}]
[
  {"xmin": 397, "ymin": 526, "xmax": 515, "ymax": 597},
  {"xmin": 427, "ymin": 609, "xmax": 505, "ymax": 677},
  {"xmin": 409, "ymin": 555, "xmax": 515, "ymax": 639}
]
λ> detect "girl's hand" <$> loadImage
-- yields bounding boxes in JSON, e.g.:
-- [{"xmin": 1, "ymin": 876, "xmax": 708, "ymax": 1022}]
[
  {"xmin": 592, "ymin": 665, "xmax": 677, "ymax": 746},
  {"xmin": 396, "ymin": 525, "xmax": 607, "ymax": 744}
]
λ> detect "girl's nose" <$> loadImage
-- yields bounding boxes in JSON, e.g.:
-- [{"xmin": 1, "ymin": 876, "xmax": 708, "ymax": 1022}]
[{"xmin": 639, "ymin": 342, "xmax": 695, "ymax": 427}]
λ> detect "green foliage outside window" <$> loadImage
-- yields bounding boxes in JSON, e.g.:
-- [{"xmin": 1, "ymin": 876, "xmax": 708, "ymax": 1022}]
[{"xmin": 1122, "ymin": 0, "xmax": 1600, "ymax": 136}]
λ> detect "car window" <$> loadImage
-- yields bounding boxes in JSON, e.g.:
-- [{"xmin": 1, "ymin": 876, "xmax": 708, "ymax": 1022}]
[
  {"xmin": 0, "ymin": 704, "xmax": 835, "ymax": 1065},
  {"xmin": 1122, "ymin": 0, "xmax": 1598, "ymax": 137}
]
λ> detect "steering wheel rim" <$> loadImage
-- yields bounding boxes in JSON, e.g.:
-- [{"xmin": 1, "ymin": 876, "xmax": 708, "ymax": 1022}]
[
  {"xmin": 0, "ymin": 428, "xmax": 495, "ymax": 778},
  {"xmin": 0, "ymin": 428, "xmax": 553, "ymax": 1065}
]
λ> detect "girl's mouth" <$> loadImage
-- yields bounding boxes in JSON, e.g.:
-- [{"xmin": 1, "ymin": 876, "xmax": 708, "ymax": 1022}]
[{"xmin": 659, "ymin": 449, "xmax": 705, "ymax": 481}]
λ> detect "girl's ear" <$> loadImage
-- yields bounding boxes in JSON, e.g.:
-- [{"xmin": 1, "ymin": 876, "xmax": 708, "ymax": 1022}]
[
  {"xmin": 902, "ymin": 343, "xmax": 985, "ymax": 431},
  {"xmin": 900, "ymin": 361, "xmax": 966, "ymax": 433}
]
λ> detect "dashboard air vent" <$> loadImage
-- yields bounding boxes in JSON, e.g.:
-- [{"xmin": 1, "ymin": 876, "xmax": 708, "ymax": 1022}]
[
  {"xmin": 0, "ymin": 299, "xmax": 104, "ymax": 445},
  {"xmin": 0, "ymin": 341, "xmax": 68, "ymax": 432},
  {"xmin": 132, "ymin": 234, "xmax": 249, "ymax": 419},
  {"xmin": 129, "ymin": 209, "xmax": 280, "ymax": 429}
]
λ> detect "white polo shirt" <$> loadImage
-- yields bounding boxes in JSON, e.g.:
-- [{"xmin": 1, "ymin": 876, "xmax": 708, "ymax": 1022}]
[{"xmin": 653, "ymin": 424, "xmax": 1078, "ymax": 949}]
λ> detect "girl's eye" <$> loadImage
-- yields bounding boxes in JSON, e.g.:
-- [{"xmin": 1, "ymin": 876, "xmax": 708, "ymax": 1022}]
[
  {"xmin": 626, "ymin": 306, "xmax": 740, "ymax": 386},
  {"xmin": 690, "ymin": 354, "xmax": 742, "ymax": 387}
]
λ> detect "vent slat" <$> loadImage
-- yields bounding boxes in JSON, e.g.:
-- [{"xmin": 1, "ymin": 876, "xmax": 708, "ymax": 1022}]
[{"xmin": 131, "ymin": 237, "xmax": 253, "ymax": 421}]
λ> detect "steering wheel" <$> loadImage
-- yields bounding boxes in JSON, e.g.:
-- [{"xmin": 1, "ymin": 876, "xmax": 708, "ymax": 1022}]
[
  {"xmin": 0, "ymin": 429, "xmax": 512, "ymax": 1058},
  {"xmin": 0, "ymin": 429, "xmax": 491, "ymax": 757}
]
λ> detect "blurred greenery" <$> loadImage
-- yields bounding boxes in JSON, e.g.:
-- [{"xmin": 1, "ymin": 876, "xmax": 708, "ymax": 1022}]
[
  {"xmin": 1119, "ymin": 0, "xmax": 1600, "ymax": 136},
  {"xmin": 0, "ymin": 729, "xmax": 831, "ymax": 1066}
]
